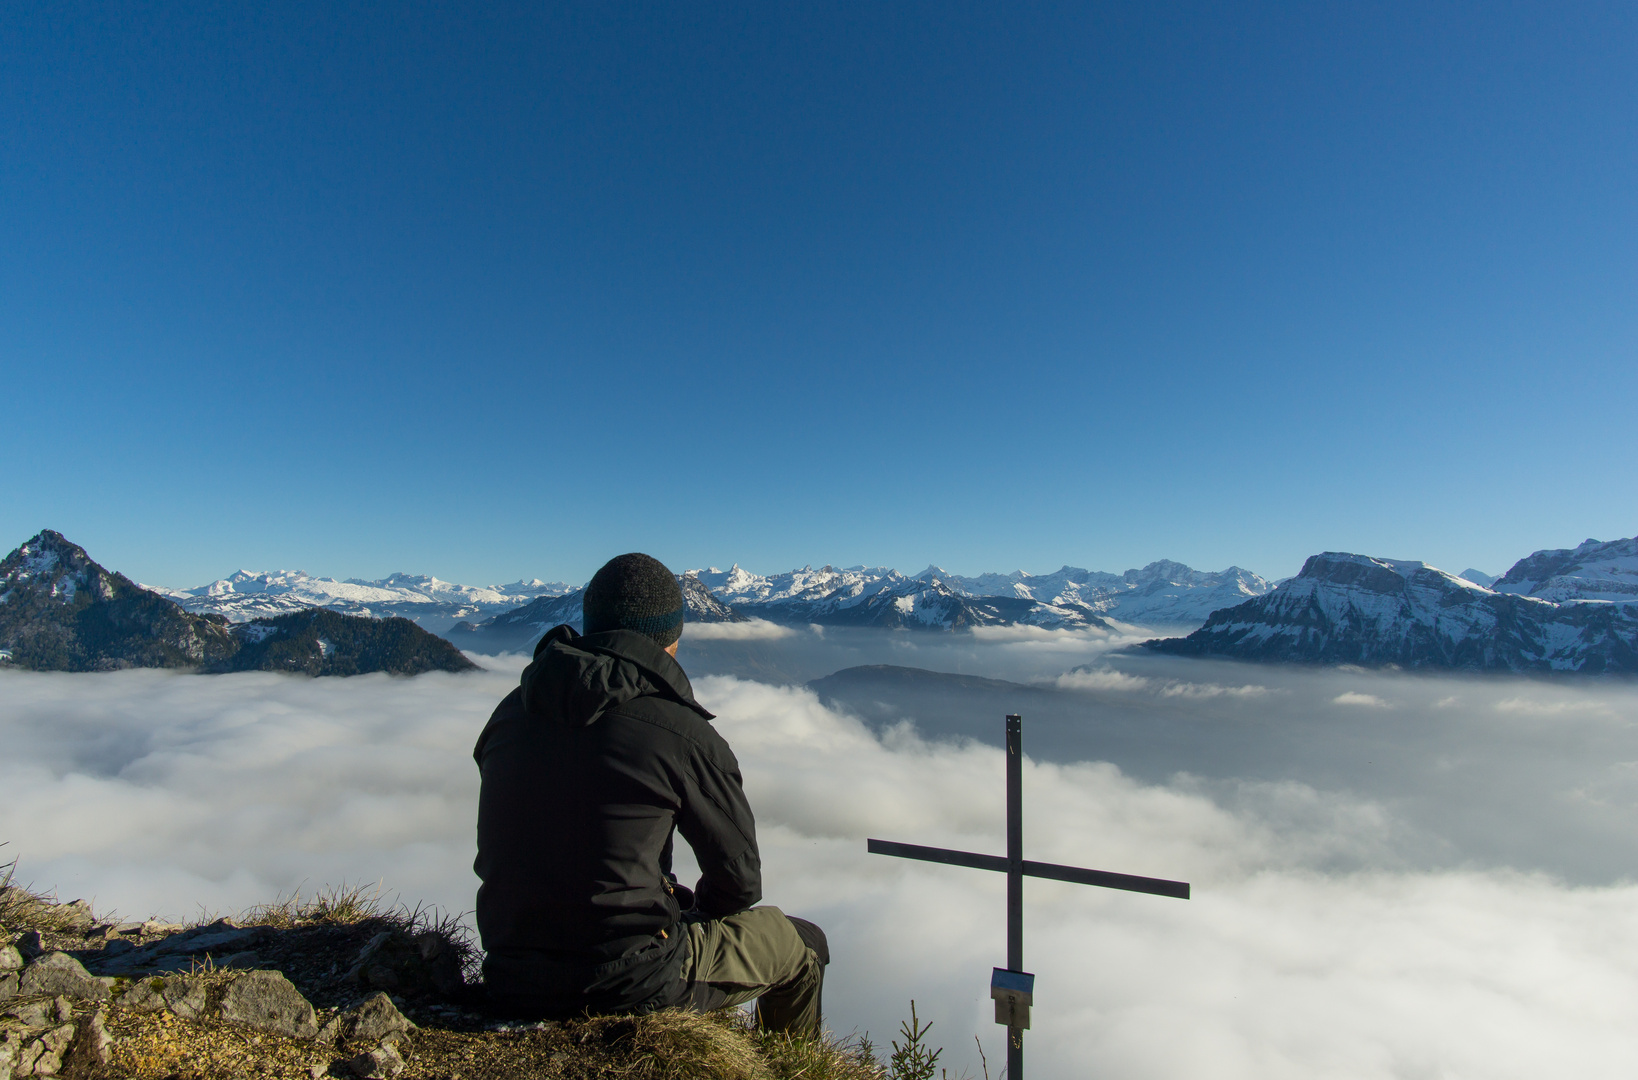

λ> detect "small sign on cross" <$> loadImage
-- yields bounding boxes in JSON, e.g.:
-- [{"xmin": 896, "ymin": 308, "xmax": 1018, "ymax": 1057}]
[{"xmin": 869, "ymin": 714, "xmax": 1190, "ymax": 1080}]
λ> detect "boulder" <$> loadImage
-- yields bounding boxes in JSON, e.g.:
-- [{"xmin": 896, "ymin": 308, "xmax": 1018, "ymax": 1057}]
[
  {"xmin": 6, "ymin": 999, "xmax": 54, "ymax": 1028},
  {"xmin": 18, "ymin": 954, "xmax": 109, "ymax": 1001},
  {"xmin": 22, "ymin": 1021, "xmax": 76, "ymax": 1077},
  {"xmin": 346, "ymin": 931, "xmax": 462, "ymax": 999},
  {"xmin": 163, "ymin": 976, "xmax": 208, "ymax": 1020},
  {"xmin": 345, "ymin": 993, "xmax": 417, "ymax": 1043},
  {"xmin": 118, "ymin": 979, "xmax": 167, "ymax": 1013},
  {"xmin": 149, "ymin": 918, "xmax": 268, "ymax": 959},
  {"xmin": 348, "ymin": 1040, "xmax": 406, "ymax": 1078},
  {"xmin": 119, "ymin": 974, "xmax": 205, "ymax": 1019},
  {"xmin": 218, "ymin": 971, "xmax": 318, "ymax": 1039},
  {"xmin": 0, "ymin": 946, "xmax": 22, "ymax": 972},
  {"xmin": 0, "ymin": 973, "xmax": 17, "ymax": 1002},
  {"xmin": 14, "ymin": 1037, "xmax": 45, "ymax": 1077}
]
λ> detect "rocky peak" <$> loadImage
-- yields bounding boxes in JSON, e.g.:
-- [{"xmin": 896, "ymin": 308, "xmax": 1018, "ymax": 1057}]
[
  {"xmin": 1494, "ymin": 535, "xmax": 1638, "ymax": 602},
  {"xmin": 680, "ymin": 574, "xmax": 744, "ymax": 623},
  {"xmin": 0, "ymin": 530, "xmax": 116, "ymax": 606}
]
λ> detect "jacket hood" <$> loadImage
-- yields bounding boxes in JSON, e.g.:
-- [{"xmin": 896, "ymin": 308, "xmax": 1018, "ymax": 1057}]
[{"xmin": 519, "ymin": 625, "xmax": 714, "ymax": 726}]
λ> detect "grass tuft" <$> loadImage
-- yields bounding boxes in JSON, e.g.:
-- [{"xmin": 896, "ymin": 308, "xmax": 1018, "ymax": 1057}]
[
  {"xmin": 0, "ymin": 843, "xmax": 93, "ymax": 934},
  {"xmin": 239, "ymin": 880, "xmax": 388, "ymax": 928},
  {"xmin": 237, "ymin": 881, "xmax": 483, "ymax": 984}
]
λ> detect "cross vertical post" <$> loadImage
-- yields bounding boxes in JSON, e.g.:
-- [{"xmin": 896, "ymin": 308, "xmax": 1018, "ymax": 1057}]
[
  {"xmin": 868, "ymin": 714, "xmax": 1190, "ymax": 1080},
  {"xmin": 1005, "ymin": 713, "xmax": 1025, "ymax": 1079}
]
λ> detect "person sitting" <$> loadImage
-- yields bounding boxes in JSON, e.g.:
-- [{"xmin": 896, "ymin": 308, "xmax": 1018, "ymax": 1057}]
[{"xmin": 472, "ymin": 552, "xmax": 828, "ymax": 1033}]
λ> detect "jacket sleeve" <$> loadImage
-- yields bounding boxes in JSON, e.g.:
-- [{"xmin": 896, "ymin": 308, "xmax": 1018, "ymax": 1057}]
[{"xmin": 676, "ymin": 748, "xmax": 762, "ymax": 917}]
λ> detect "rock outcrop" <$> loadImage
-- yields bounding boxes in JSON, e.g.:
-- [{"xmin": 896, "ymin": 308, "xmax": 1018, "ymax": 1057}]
[{"xmin": 1, "ymin": 886, "xmax": 881, "ymax": 1079}]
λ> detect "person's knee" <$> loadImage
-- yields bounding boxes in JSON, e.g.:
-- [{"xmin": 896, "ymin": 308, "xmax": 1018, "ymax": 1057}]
[{"xmin": 784, "ymin": 915, "xmax": 828, "ymax": 966}]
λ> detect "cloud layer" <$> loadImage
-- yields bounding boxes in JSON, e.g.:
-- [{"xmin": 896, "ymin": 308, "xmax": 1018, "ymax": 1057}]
[{"xmin": 3, "ymin": 654, "xmax": 1637, "ymax": 1078}]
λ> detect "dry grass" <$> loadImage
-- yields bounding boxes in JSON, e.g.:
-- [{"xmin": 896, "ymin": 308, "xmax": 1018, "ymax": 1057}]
[
  {"xmin": 100, "ymin": 1003, "xmax": 890, "ymax": 1080},
  {"xmin": 0, "ymin": 845, "xmax": 91, "ymax": 934},
  {"xmin": 236, "ymin": 881, "xmax": 482, "ymax": 984},
  {"xmin": 755, "ymin": 1025, "xmax": 889, "ymax": 1080},
  {"xmin": 238, "ymin": 881, "xmax": 393, "ymax": 929}
]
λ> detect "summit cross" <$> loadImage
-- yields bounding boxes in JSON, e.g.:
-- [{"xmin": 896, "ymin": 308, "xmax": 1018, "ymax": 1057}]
[{"xmin": 867, "ymin": 714, "xmax": 1190, "ymax": 1080}]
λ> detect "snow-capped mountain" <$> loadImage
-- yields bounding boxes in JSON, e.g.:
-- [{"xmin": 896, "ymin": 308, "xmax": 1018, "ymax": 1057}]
[
  {"xmin": 1492, "ymin": 536, "xmax": 1638, "ymax": 603},
  {"xmin": 153, "ymin": 556, "xmax": 1267, "ymax": 648},
  {"xmin": 688, "ymin": 564, "xmax": 1107, "ymax": 631},
  {"xmin": 1146, "ymin": 541, "xmax": 1638, "ymax": 673},
  {"xmin": 147, "ymin": 569, "xmax": 572, "ymax": 635},
  {"xmin": 690, "ymin": 559, "xmax": 1266, "ymax": 630},
  {"xmin": 447, "ymin": 574, "xmax": 746, "ymax": 653},
  {"xmin": 936, "ymin": 560, "xmax": 1271, "ymax": 626}
]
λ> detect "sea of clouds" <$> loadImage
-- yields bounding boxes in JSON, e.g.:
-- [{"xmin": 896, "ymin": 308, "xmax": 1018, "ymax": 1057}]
[{"xmin": 3, "ymin": 638, "xmax": 1637, "ymax": 1079}]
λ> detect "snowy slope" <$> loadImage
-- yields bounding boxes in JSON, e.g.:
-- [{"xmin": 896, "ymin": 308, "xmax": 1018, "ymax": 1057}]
[
  {"xmin": 446, "ymin": 573, "xmax": 745, "ymax": 653},
  {"xmin": 689, "ymin": 560, "xmax": 1258, "ymax": 630},
  {"xmin": 1493, "ymin": 536, "xmax": 1638, "ymax": 603},
  {"xmin": 156, "ymin": 555, "xmax": 1267, "ymax": 643},
  {"xmin": 935, "ymin": 560, "xmax": 1271, "ymax": 626},
  {"xmin": 146, "ymin": 570, "xmax": 573, "ymax": 635},
  {"xmin": 1147, "ymin": 548, "xmax": 1638, "ymax": 672}
]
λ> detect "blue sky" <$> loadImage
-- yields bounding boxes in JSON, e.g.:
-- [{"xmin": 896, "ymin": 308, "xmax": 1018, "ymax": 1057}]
[{"xmin": 3, "ymin": 1, "xmax": 1634, "ymax": 588}]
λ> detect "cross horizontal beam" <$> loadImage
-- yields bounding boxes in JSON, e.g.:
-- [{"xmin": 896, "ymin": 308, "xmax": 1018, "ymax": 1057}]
[{"xmin": 867, "ymin": 838, "xmax": 1190, "ymax": 900}]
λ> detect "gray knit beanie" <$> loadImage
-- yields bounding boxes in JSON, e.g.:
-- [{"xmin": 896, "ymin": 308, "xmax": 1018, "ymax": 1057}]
[{"xmin": 582, "ymin": 553, "xmax": 686, "ymax": 648}]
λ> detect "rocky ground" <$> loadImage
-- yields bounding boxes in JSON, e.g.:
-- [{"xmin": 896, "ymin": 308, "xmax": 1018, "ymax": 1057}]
[{"xmin": 0, "ymin": 880, "xmax": 891, "ymax": 1080}]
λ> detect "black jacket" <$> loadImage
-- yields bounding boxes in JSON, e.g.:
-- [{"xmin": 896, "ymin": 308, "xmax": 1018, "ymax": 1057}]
[{"xmin": 473, "ymin": 625, "xmax": 761, "ymax": 1016}]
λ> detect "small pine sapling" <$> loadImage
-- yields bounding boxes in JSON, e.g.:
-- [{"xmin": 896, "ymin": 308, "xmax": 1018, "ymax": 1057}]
[{"xmin": 889, "ymin": 1001, "xmax": 943, "ymax": 1080}]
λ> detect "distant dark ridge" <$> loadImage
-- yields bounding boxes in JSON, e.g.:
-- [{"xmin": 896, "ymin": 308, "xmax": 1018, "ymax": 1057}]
[
  {"xmin": 211, "ymin": 609, "xmax": 477, "ymax": 676},
  {"xmin": 808, "ymin": 664, "xmax": 1037, "ymax": 696}
]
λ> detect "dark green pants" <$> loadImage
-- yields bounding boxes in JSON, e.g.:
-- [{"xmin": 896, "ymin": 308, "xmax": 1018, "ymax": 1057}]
[{"xmin": 683, "ymin": 906, "xmax": 826, "ymax": 1036}]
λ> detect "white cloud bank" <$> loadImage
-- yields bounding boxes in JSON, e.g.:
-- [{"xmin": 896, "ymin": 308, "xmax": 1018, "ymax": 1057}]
[
  {"xmin": 3, "ymin": 664, "xmax": 1637, "ymax": 1079},
  {"xmin": 1055, "ymin": 666, "xmax": 1273, "ymax": 698},
  {"xmin": 681, "ymin": 618, "xmax": 798, "ymax": 641}
]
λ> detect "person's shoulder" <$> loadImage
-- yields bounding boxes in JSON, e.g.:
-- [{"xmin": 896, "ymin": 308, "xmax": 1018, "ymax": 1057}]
[
  {"xmin": 606, "ymin": 694, "xmax": 737, "ymax": 767},
  {"xmin": 473, "ymin": 685, "xmax": 527, "ymax": 763},
  {"xmin": 490, "ymin": 685, "xmax": 526, "ymax": 718}
]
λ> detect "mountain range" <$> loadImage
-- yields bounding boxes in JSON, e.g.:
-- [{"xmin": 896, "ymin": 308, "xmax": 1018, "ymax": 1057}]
[
  {"xmin": 1146, "ymin": 537, "xmax": 1638, "ymax": 672},
  {"xmin": 1, "ymin": 532, "xmax": 476, "ymax": 675},
  {"xmin": 442, "ymin": 560, "xmax": 1273, "ymax": 652},
  {"xmin": 144, "ymin": 569, "xmax": 572, "ymax": 635},
  {"xmin": 12, "ymin": 526, "xmax": 1635, "ymax": 674}
]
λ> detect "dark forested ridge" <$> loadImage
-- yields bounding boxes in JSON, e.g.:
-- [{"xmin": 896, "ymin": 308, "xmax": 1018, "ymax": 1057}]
[
  {"xmin": 0, "ymin": 531, "xmax": 474, "ymax": 675},
  {"xmin": 212, "ymin": 608, "xmax": 477, "ymax": 675},
  {"xmin": 0, "ymin": 530, "xmax": 238, "ymax": 671}
]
